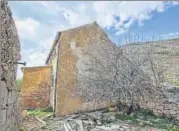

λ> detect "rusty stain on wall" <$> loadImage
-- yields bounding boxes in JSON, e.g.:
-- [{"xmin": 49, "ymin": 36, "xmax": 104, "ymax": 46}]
[{"xmin": 21, "ymin": 66, "xmax": 52, "ymax": 109}]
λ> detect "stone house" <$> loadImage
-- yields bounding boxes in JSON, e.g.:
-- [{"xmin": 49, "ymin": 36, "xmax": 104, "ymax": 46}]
[
  {"xmin": 21, "ymin": 22, "xmax": 179, "ymax": 120},
  {"xmin": 45, "ymin": 22, "xmax": 114, "ymax": 116}
]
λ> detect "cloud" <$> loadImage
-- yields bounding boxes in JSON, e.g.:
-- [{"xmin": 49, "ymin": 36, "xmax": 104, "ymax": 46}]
[
  {"xmin": 171, "ymin": 1, "xmax": 179, "ymax": 6},
  {"xmin": 39, "ymin": 36, "xmax": 55, "ymax": 51},
  {"xmin": 161, "ymin": 32, "xmax": 179, "ymax": 39},
  {"xmin": 16, "ymin": 49, "xmax": 48, "ymax": 79},
  {"xmin": 9, "ymin": 1, "xmax": 178, "ymax": 79},
  {"xmin": 15, "ymin": 17, "xmax": 40, "ymax": 39},
  {"xmin": 36, "ymin": 1, "xmax": 60, "ymax": 12},
  {"xmin": 93, "ymin": 1, "xmax": 178, "ymax": 31},
  {"xmin": 17, "ymin": 65, "xmax": 23, "ymax": 79},
  {"xmin": 116, "ymin": 28, "xmax": 127, "ymax": 35},
  {"xmin": 17, "ymin": 1, "xmax": 178, "ymax": 35},
  {"xmin": 57, "ymin": 1, "xmax": 178, "ymax": 35},
  {"xmin": 12, "ymin": 1, "xmax": 179, "ymax": 36},
  {"xmin": 28, "ymin": 51, "xmax": 48, "ymax": 66}
]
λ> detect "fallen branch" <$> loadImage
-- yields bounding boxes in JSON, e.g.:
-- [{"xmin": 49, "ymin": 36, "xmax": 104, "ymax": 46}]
[
  {"xmin": 42, "ymin": 113, "xmax": 53, "ymax": 120},
  {"xmin": 35, "ymin": 117, "xmax": 46, "ymax": 126}
]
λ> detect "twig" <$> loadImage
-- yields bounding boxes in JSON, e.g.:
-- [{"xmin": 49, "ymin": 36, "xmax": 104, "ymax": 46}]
[{"xmin": 35, "ymin": 117, "xmax": 46, "ymax": 126}]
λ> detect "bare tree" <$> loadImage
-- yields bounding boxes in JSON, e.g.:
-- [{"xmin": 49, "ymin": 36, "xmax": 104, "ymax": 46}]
[
  {"xmin": 72, "ymin": 33, "xmax": 167, "ymax": 114},
  {"xmin": 74, "ymin": 39, "xmax": 154, "ymax": 112},
  {"xmin": 123, "ymin": 34, "xmax": 167, "ymax": 88}
]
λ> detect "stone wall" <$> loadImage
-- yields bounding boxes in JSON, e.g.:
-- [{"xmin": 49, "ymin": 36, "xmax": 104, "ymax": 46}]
[
  {"xmin": 145, "ymin": 87, "xmax": 179, "ymax": 121},
  {"xmin": 120, "ymin": 86, "xmax": 179, "ymax": 121},
  {"xmin": 0, "ymin": 0, "xmax": 21, "ymax": 131}
]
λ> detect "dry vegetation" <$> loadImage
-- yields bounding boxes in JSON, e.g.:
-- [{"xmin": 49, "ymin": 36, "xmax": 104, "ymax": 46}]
[{"xmin": 75, "ymin": 35, "xmax": 172, "ymax": 112}]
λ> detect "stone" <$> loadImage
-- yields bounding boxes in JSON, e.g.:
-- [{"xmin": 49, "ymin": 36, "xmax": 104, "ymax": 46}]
[
  {"xmin": 122, "ymin": 125, "xmax": 129, "ymax": 129},
  {"xmin": 175, "ymin": 116, "xmax": 179, "ymax": 121},
  {"xmin": 96, "ymin": 120, "xmax": 102, "ymax": 125},
  {"xmin": 170, "ymin": 110, "xmax": 177, "ymax": 115},
  {"xmin": 147, "ymin": 102, "xmax": 155, "ymax": 109},
  {"xmin": 163, "ymin": 109, "xmax": 170, "ymax": 114},
  {"xmin": 109, "ymin": 105, "xmax": 117, "ymax": 112},
  {"xmin": 167, "ymin": 105, "xmax": 173, "ymax": 110},
  {"xmin": 22, "ymin": 110, "xmax": 28, "ymax": 118},
  {"xmin": 1, "ymin": 63, "xmax": 9, "ymax": 71},
  {"xmin": 172, "ymin": 106, "xmax": 178, "ymax": 111},
  {"xmin": 103, "ymin": 112, "xmax": 116, "ymax": 121},
  {"xmin": 119, "ymin": 128, "xmax": 125, "ymax": 131}
]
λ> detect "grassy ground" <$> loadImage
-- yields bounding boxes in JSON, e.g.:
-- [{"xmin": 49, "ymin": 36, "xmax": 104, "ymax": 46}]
[
  {"xmin": 27, "ymin": 107, "xmax": 53, "ymax": 118},
  {"xmin": 16, "ymin": 79, "xmax": 22, "ymax": 92},
  {"xmin": 20, "ymin": 108, "xmax": 53, "ymax": 131},
  {"xmin": 115, "ymin": 109, "xmax": 179, "ymax": 131}
]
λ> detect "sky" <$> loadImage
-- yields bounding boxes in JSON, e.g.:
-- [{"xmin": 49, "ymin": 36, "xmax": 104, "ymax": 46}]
[{"xmin": 8, "ymin": 1, "xmax": 179, "ymax": 79}]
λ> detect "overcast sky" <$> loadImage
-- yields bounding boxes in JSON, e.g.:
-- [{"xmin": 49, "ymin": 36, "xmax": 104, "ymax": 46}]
[{"xmin": 9, "ymin": 1, "xmax": 179, "ymax": 79}]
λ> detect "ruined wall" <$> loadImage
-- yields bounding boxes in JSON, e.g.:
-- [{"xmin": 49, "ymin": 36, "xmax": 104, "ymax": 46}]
[
  {"xmin": 140, "ymin": 87, "xmax": 179, "ymax": 121},
  {"xmin": 55, "ymin": 22, "xmax": 113, "ymax": 116},
  {"xmin": 21, "ymin": 66, "xmax": 52, "ymax": 109},
  {"xmin": 0, "ymin": 0, "xmax": 21, "ymax": 130},
  {"xmin": 122, "ymin": 39, "xmax": 179, "ymax": 86},
  {"xmin": 120, "ymin": 86, "xmax": 179, "ymax": 121}
]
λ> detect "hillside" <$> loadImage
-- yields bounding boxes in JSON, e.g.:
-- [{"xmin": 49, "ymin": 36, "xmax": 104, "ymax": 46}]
[{"xmin": 122, "ymin": 38, "xmax": 179, "ymax": 87}]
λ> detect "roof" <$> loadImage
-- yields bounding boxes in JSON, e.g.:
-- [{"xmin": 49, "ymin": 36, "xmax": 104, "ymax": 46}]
[
  {"xmin": 45, "ymin": 21, "xmax": 100, "ymax": 64},
  {"xmin": 21, "ymin": 65, "xmax": 52, "ymax": 72},
  {"xmin": 45, "ymin": 32, "xmax": 61, "ymax": 64}
]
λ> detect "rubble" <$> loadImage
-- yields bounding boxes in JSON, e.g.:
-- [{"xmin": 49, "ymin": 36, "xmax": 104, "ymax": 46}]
[{"xmin": 21, "ymin": 108, "xmax": 175, "ymax": 131}]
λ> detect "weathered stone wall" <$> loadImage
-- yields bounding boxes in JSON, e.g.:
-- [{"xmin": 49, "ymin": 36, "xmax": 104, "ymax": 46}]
[
  {"xmin": 122, "ymin": 39, "xmax": 179, "ymax": 87},
  {"xmin": 21, "ymin": 66, "xmax": 52, "ymax": 109},
  {"xmin": 0, "ymin": 0, "xmax": 21, "ymax": 131},
  {"xmin": 55, "ymin": 22, "xmax": 113, "ymax": 116},
  {"xmin": 120, "ymin": 86, "xmax": 179, "ymax": 121},
  {"xmin": 144, "ymin": 87, "xmax": 179, "ymax": 121}
]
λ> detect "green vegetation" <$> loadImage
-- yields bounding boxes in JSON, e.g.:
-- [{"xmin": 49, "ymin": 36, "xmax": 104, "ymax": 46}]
[
  {"xmin": 115, "ymin": 109, "xmax": 179, "ymax": 131},
  {"xmin": 16, "ymin": 79, "xmax": 23, "ymax": 92},
  {"xmin": 115, "ymin": 114, "xmax": 138, "ymax": 123},
  {"xmin": 20, "ymin": 127, "xmax": 28, "ymax": 131},
  {"xmin": 27, "ymin": 107, "xmax": 53, "ymax": 118}
]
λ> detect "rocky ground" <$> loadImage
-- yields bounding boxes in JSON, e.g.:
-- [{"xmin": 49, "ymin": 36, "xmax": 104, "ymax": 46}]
[{"xmin": 20, "ymin": 108, "xmax": 179, "ymax": 131}]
